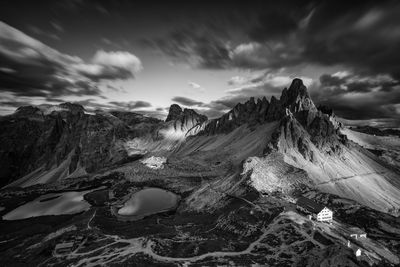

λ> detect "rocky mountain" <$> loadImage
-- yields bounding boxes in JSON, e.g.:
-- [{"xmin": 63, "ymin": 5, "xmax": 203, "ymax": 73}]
[
  {"xmin": 0, "ymin": 103, "xmax": 162, "ymax": 188},
  {"xmin": 0, "ymin": 103, "xmax": 208, "ymax": 188},
  {"xmin": 172, "ymin": 79, "xmax": 400, "ymax": 214},
  {"xmin": 2, "ymin": 79, "xmax": 400, "ymax": 215},
  {"xmin": 2, "ymin": 79, "xmax": 399, "ymax": 212},
  {"xmin": 1, "ymin": 79, "xmax": 400, "ymax": 266},
  {"xmin": 198, "ymin": 78, "xmax": 316, "ymax": 135},
  {"xmin": 165, "ymin": 104, "xmax": 207, "ymax": 132},
  {"xmin": 189, "ymin": 79, "xmax": 346, "ymax": 158}
]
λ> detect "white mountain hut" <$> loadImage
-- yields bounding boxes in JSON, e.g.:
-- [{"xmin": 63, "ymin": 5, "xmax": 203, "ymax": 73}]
[{"xmin": 296, "ymin": 197, "xmax": 333, "ymax": 222}]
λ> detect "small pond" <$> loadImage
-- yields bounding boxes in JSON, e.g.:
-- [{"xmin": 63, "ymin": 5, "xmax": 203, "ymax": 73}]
[
  {"xmin": 117, "ymin": 188, "xmax": 179, "ymax": 220},
  {"xmin": 2, "ymin": 189, "xmax": 95, "ymax": 220}
]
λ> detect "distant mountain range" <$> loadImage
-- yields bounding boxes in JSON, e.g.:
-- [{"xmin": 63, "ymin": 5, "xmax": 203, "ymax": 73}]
[{"xmin": 1, "ymin": 79, "xmax": 400, "ymax": 215}]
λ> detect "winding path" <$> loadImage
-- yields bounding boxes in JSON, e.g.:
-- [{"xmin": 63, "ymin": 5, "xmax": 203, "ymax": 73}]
[
  {"xmin": 316, "ymin": 171, "xmax": 387, "ymax": 186},
  {"xmin": 65, "ymin": 212, "xmax": 318, "ymax": 266}
]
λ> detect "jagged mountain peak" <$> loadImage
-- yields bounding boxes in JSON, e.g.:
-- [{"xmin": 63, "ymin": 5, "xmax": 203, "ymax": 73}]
[
  {"xmin": 166, "ymin": 104, "xmax": 207, "ymax": 123},
  {"xmin": 200, "ymin": 78, "xmax": 321, "ymax": 135},
  {"xmin": 280, "ymin": 78, "xmax": 316, "ymax": 113},
  {"xmin": 12, "ymin": 102, "xmax": 86, "ymax": 118},
  {"xmin": 166, "ymin": 104, "xmax": 183, "ymax": 122}
]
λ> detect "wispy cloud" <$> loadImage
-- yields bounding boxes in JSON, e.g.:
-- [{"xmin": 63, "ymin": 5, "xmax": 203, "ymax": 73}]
[
  {"xmin": 50, "ymin": 21, "xmax": 64, "ymax": 33},
  {"xmin": 188, "ymin": 81, "xmax": 205, "ymax": 92},
  {"xmin": 0, "ymin": 21, "xmax": 142, "ymax": 98},
  {"xmin": 172, "ymin": 96, "xmax": 204, "ymax": 107},
  {"xmin": 28, "ymin": 25, "xmax": 60, "ymax": 41}
]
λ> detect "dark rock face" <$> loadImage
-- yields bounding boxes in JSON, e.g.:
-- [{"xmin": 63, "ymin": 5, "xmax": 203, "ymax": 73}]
[
  {"xmin": 201, "ymin": 78, "xmax": 318, "ymax": 135},
  {"xmin": 166, "ymin": 104, "xmax": 183, "ymax": 122},
  {"xmin": 0, "ymin": 78, "xmax": 346, "ymax": 186},
  {"xmin": 199, "ymin": 78, "xmax": 347, "ymax": 159},
  {"xmin": 317, "ymin": 105, "xmax": 334, "ymax": 116},
  {"xmin": 280, "ymin": 78, "xmax": 316, "ymax": 113},
  {"xmin": 279, "ymin": 115, "xmax": 315, "ymax": 161},
  {"xmin": 0, "ymin": 103, "xmax": 161, "ymax": 187},
  {"xmin": 264, "ymin": 110, "xmax": 347, "ymax": 161},
  {"xmin": 166, "ymin": 104, "xmax": 208, "ymax": 131}
]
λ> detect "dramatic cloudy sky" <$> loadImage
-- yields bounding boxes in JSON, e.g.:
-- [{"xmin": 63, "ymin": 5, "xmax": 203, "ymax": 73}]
[{"xmin": 0, "ymin": 0, "xmax": 400, "ymax": 120}]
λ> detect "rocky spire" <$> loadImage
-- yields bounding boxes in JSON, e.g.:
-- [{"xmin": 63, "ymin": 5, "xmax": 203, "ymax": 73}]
[
  {"xmin": 166, "ymin": 104, "xmax": 183, "ymax": 122},
  {"xmin": 200, "ymin": 78, "xmax": 321, "ymax": 135},
  {"xmin": 165, "ymin": 104, "xmax": 208, "ymax": 130},
  {"xmin": 280, "ymin": 78, "xmax": 316, "ymax": 113}
]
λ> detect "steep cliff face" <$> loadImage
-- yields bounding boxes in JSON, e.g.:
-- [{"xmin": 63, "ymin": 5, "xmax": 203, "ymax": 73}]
[
  {"xmin": 177, "ymin": 78, "xmax": 400, "ymax": 213},
  {"xmin": 279, "ymin": 78, "xmax": 316, "ymax": 113},
  {"xmin": 266, "ymin": 110, "xmax": 347, "ymax": 160},
  {"xmin": 165, "ymin": 104, "xmax": 183, "ymax": 122},
  {"xmin": 0, "ymin": 103, "xmax": 160, "ymax": 187},
  {"xmin": 200, "ymin": 79, "xmax": 322, "ymax": 135},
  {"xmin": 2, "ymin": 79, "xmax": 400, "ymax": 215},
  {"xmin": 165, "ymin": 104, "xmax": 207, "ymax": 132},
  {"xmin": 107, "ymin": 105, "xmax": 209, "ymax": 158},
  {"xmin": 198, "ymin": 78, "xmax": 346, "ymax": 156}
]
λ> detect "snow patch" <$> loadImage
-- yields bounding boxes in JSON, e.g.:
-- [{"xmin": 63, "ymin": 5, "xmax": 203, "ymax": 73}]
[{"xmin": 140, "ymin": 156, "xmax": 167, "ymax": 169}]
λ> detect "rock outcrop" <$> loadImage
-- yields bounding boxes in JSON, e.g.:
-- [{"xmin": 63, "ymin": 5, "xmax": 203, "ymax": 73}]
[
  {"xmin": 200, "ymin": 78, "xmax": 337, "ymax": 137},
  {"xmin": 165, "ymin": 104, "xmax": 183, "ymax": 122},
  {"xmin": 0, "ymin": 103, "xmax": 161, "ymax": 187},
  {"xmin": 196, "ymin": 78, "xmax": 347, "ymax": 159},
  {"xmin": 165, "ymin": 104, "xmax": 207, "ymax": 132},
  {"xmin": 0, "ymin": 79, "xmax": 346, "ymax": 187}
]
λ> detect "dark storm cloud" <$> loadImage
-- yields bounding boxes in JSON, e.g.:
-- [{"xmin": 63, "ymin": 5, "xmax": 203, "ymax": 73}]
[
  {"xmin": 240, "ymin": 0, "xmax": 400, "ymax": 77},
  {"xmin": 142, "ymin": 26, "xmax": 232, "ymax": 69},
  {"xmin": 68, "ymin": 99, "xmax": 160, "ymax": 117},
  {"xmin": 141, "ymin": 1, "xmax": 315, "ymax": 70},
  {"xmin": 303, "ymin": 1, "xmax": 400, "ymax": 79},
  {"xmin": 144, "ymin": 0, "xmax": 400, "ymax": 80},
  {"xmin": 0, "ymin": 99, "xmax": 33, "ymax": 108},
  {"xmin": 0, "ymin": 21, "xmax": 142, "ymax": 98},
  {"xmin": 142, "ymin": 0, "xmax": 400, "ymax": 120},
  {"xmin": 311, "ymin": 72, "xmax": 400, "ymax": 119},
  {"xmin": 171, "ymin": 96, "xmax": 204, "ymax": 107},
  {"xmin": 28, "ymin": 25, "xmax": 61, "ymax": 41},
  {"xmin": 248, "ymin": 0, "xmax": 315, "ymax": 42}
]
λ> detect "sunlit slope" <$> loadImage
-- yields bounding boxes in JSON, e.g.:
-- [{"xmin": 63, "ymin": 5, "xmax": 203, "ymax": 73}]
[
  {"xmin": 277, "ymin": 121, "xmax": 400, "ymax": 213},
  {"xmin": 176, "ymin": 122, "xmax": 278, "ymax": 165},
  {"xmin": 342, "ymin": 128, "xmax": 400, "ymax": 151}
]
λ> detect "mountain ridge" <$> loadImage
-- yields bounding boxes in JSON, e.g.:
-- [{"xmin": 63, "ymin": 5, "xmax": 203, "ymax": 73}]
[
  {"xmin": 2, "ymin": 78, "xmax": 400, "ymax": 216},
  {"xmin": 192, "ymin": 78, "xmax": 326, "ymax": 136}
]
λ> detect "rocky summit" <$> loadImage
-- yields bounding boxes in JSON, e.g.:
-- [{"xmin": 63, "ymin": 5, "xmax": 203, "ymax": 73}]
[
  {"xmin": 166, "ymin": 104, "xmax": 208, "ymax": 131},
  {"xmin": 0, "ymin": 79, "xmax": 400, "ymax": 267}
]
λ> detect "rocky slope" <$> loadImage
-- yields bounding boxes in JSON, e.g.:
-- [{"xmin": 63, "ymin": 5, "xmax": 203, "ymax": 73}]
[
  {"xmin": 196, "ymin": 78, "xmax": 316, "ymax": 135},
  {"xmin": 1, "ymin": 79, "xmax": 400, "ymax": 214},
  {"xmin": 0, "ymin": 103, "xmax": 161, "ymax": 187},
  {"xmin": 0, "ymin": 103, "xmax": 208, "ymax": 187},
  {"xmin": 175, "ymin": 79, "xmax": 400, "ymax": 213},
  {"xmin": 165, "ymin": 104, "xmax": 207, "ymax": 134},
  {"xmin": 121, "ymin": 105, "xmax": 208, "ymax": 155},
  {"xmin": 1, "ymin": 78, "xmax": 399, "ymax": 266}
]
